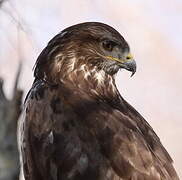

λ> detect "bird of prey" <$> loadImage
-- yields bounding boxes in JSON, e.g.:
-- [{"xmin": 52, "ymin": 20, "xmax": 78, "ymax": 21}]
[{"xmin": 18, "ymin": 22, "xmax": 179, "ymax": 180}]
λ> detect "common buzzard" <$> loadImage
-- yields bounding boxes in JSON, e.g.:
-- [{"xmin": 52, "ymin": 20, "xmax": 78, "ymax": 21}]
[{"xmin": 18, "ymin": 22, "xmax": 179, "ymax": 180}]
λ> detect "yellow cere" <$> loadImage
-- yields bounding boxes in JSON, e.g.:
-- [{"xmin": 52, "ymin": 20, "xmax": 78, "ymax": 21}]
[
  {"xmin": 105, "ymin": 53, "xmax": 133, "ymax": 63},
  {"xmin": 126, "ymin": 53, "xmax": 133, "ymax": 60}
]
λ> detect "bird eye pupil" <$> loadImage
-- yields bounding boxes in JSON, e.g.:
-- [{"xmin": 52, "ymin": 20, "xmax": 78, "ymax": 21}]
[
  {"xmin": 105, "ymin": 42, "xmax": 111, "ymax": 49},
  {"xmin": 102, "ymin": 40, "xmax": 114, "ymax": 51}
]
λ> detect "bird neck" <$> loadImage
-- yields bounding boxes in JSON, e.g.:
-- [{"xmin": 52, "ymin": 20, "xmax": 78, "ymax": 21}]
[
  {"xmin": 41, "ymin": 56, "xmax": 121, "ymax": 102},
  {"xmin": 58, "ymin": 64, "xmax": 120, "ymax": 101}
]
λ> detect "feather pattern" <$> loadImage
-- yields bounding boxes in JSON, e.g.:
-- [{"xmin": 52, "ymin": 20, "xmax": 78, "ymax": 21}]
[{"xmin": 18, "ymin": 22, "xmax": 179, "ymax": 180}]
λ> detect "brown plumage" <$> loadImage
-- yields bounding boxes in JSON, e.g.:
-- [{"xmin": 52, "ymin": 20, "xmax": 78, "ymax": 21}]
[{"xmin": 18, "ymin": 22, "xmax": 179, "ymax": 180}]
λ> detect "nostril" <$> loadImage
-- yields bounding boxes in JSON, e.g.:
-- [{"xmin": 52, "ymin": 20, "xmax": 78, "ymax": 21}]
[{"xmin": 126, "ymin": 53, "xmax": 133, "ymax": 60}]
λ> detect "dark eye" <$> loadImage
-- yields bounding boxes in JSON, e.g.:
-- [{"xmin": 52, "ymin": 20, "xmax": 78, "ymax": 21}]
[{"xmin": 102, "ymin": 40, "xmax": 116, "ymax": 51}]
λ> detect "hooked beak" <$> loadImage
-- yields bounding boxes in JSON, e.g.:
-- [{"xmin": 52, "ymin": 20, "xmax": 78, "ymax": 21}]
[
  {"xmin": 104, "ymin": 53, "xmax": 137, "ymax": 76},
  {"xmin": 120, "ymin": 59, "xmax": 136, "ymax": 77}
]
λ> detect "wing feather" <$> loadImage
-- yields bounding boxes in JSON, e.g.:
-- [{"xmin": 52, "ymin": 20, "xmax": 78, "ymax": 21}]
[
  {"xmin": 97, "ymin": 106, "xmax": 179, "ymax": 179},
  {"xmin": 18, "ymin": 80, "xmax": 179, "ymax": 180}
]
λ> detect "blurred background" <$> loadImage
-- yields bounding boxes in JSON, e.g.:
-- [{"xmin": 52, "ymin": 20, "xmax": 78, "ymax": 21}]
[{"xmin": 0, "ymin": 0, "xmax": 181, "ymax": 178}]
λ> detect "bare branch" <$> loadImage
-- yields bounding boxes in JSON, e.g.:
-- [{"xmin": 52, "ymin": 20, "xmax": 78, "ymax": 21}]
[{"xmin": 0, "ymin": 64, "xmax": 23, "ymax": 180}]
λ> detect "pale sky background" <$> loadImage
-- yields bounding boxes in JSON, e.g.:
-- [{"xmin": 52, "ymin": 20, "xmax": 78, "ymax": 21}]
[{"xmin": 0, "ymin": 0, "xmax": 182, "ymax": 178}]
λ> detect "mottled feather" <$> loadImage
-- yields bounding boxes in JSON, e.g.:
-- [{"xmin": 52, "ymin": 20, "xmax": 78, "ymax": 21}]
[{"xmin": 18, "ymin": 22, "xmax": 179, "ymax": 180}]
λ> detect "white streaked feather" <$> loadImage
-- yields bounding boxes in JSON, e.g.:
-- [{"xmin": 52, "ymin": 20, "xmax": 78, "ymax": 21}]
[
  {"xmin": 67, "ymin": 57, "xmax": 76, "ymax": 72},
  {"xmin": 94, "ymin": 70, "xmax": 105, "ymax": 85}
]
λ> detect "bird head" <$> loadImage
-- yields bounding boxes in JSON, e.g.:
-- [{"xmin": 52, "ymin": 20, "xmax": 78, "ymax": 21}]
[
  {"xmin": 34, "ymin": 22, "xmax": 136, "ymax": 83},
  {"xmin": 59, "ymin": 22, "xmax": 136, "ymax": 76}
]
